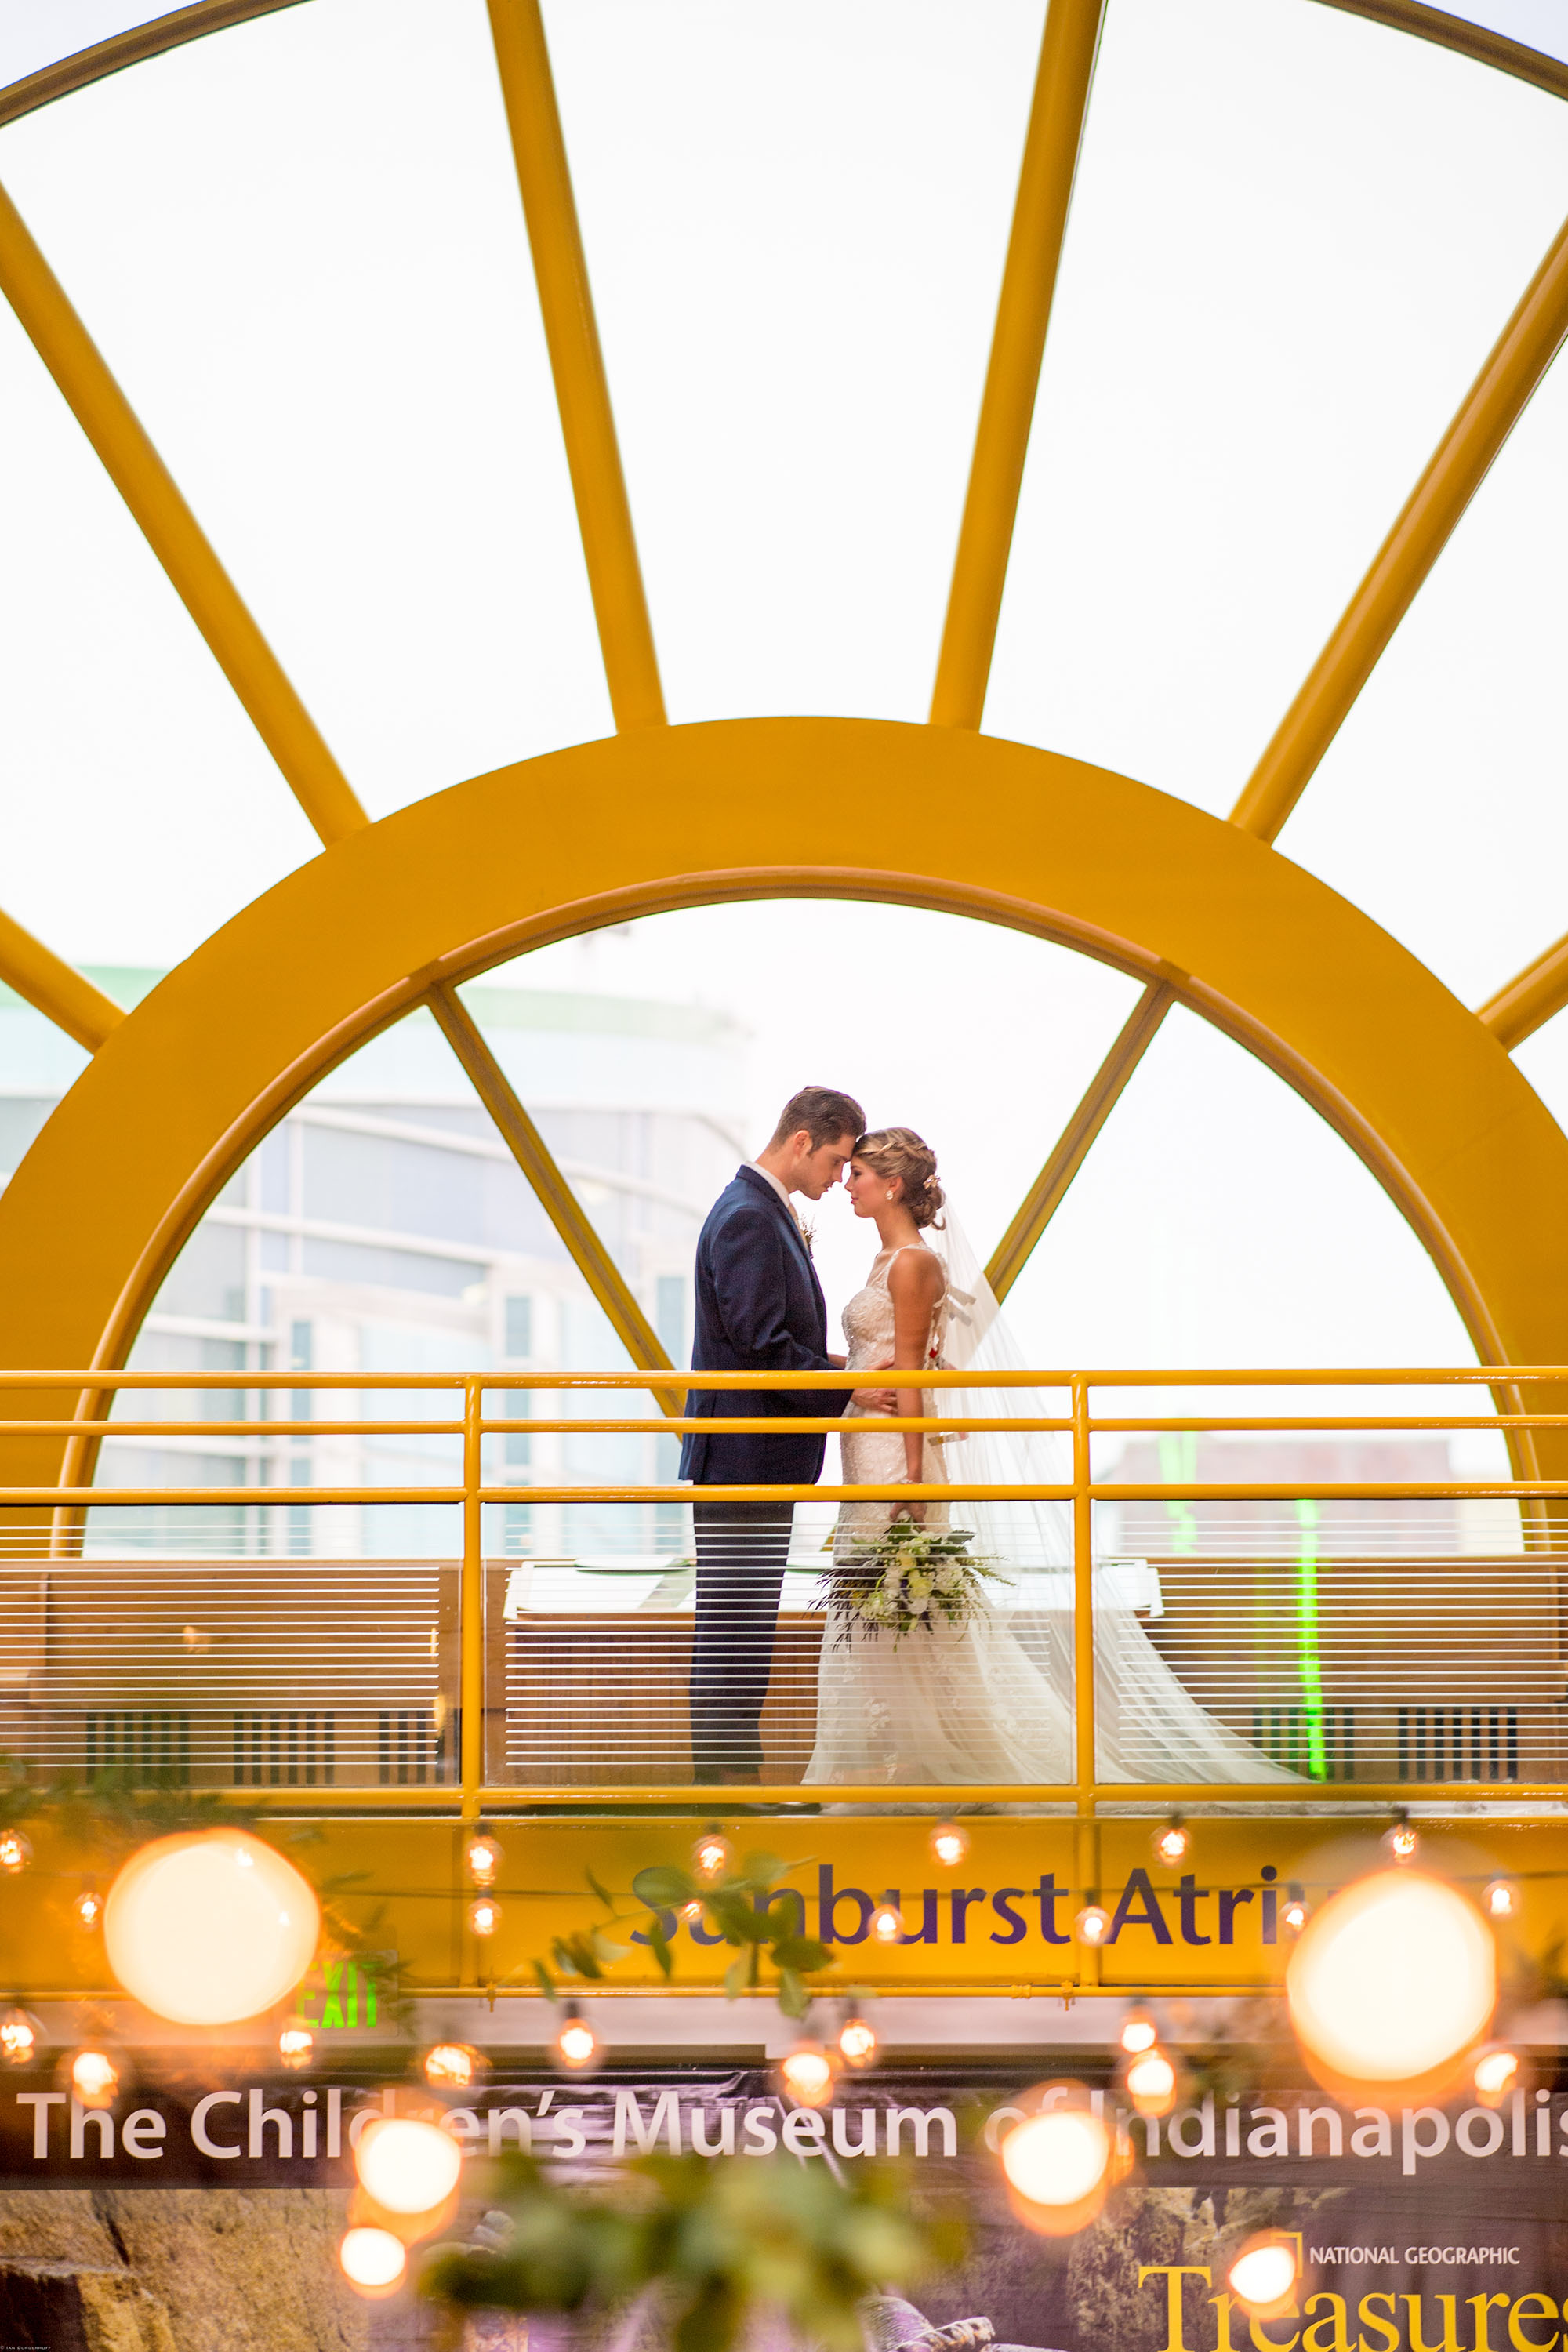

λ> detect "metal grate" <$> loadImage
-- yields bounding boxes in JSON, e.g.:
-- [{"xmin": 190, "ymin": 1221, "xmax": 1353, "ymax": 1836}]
[
  {"xmin": 231, "ymin": 1709, "xmax": 336, "ymax": 1786},
  {"xmin": 84, "ymin": 1708, "xmax": 190, "ymax": 1784},
  {"xmin": 1398, "ymin": 1704, "xmax": 1519, "ymax": 1783},
  {"xmin": 1250, "ymin": 1704, "xmax": 1356, "ymax": 1780}
]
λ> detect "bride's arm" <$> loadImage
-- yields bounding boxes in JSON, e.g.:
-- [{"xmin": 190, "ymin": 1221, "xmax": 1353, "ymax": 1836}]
[{"xmin": 886, "ymin": 1250, "xmax": 945, "ymax": 1498}]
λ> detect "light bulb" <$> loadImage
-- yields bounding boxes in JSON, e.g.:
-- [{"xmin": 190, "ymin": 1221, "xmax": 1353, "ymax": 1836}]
[
  {"xmin": 1385, "ymin": 1817, "xmax": 1419, "ymax": 1864},
  {"xmin": 103, "ymin": 1831, "xmax": 320, "ymax": 2025},
  {"xmin": 680, "ymin": 1899, "xmax": 704, "ymax": 1922},
  {"xmin": 75, "ymin": 1889, "xmax": 103, "ymax": 1931},
  {"xmin": 1287, "ymin": 1868, "xmax": 1495, "ymax": 2092},
  {"xmin": 1126, "ymin": 2049, "xmax": 1178, "ymax": 2116},
  {"xmin": 870, "ymin": 1899, "xmax": 904, "ymax": 1944},
  {"xmin": 354, "ymin": 2115, "xmax": 463, "ymax": 2216},
  {"xmin": 692, "ymin": 1832, "xmax": 732, "ymax": 1882},
  {"xmin": 1483, "ymin": 1879, "xmax": 1516, "ymax": 1921},
  {"xmin": 1282, "ymin": 1892, "xmax": 1309, "ymax": 1934},
  {"xmin": 929, "ymin": 1822, "xmax": 969, "ymax": 1867},
  {"xmin": 1, "ymin": 2009, "xmax": 37, "ymax": 2065},
  {"xmin": 1120, "ymin": 2010, "xmax": 1158, "ymax": 2055},
  {"xmin": 1075, "ymin": 1904, "xmax": 1111, "ymax": 1946},
  {"xmin": 1153, "ymin": 1817, "xmax": 1189, "ymax": 1866},
  {"xmin": 71, "ymin": 2049, "xmax": 118, "ymax": 2107},
  {"xmin": 339, "ymin": 2227, "xmax": 407, "ymax": 2293},
  {"xmin": 278, "ymin": 2021, "xmax": 314, "ymax": 2070},
  {"xmin": 424, "ymin": 2042, "xmax": 477, "ymax": 2089},
  {"xmin": 463, "ymin": 1834, "xmax": 503, "ymax": 1888},
  {"xmin": 553, "ymin": 2003, "xmax": 600, "ymax": 2072},
  {"xmin": 837, "ymin": 2013, "xmax": 878, "ymax": 2068},
  {"xmin": 779, "ymin": 2041, "xmax": 837, "ymax": 2107},
  {"xmin": 1000, "ymin": 2107, "xmax": 1112, "ymax": 2225},
  {"xmin": 0, "ymin": 1830, "xmax": 31, "ymax": 1874},
  {"xmin": 1474, "ymin": 2046, "xmax": 1519, "ymax": 2104},
  {"xmin": 467, "ymin": 1896, "xmax": 500, "ymax": 1937},
  {"xmin": 1228, "ymin": 2236, "xmax": 1299, "ymax": 2318}
]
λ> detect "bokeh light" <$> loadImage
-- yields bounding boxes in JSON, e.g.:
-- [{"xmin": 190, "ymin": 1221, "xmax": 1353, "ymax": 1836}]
[
  {"xmin": 691, "ymin": 1833, "xmax": 731, "ymax": 1882},
  {"xmin": 354, "ymin": 2115, "xmax": 463, "ymax": 2216},
  {"xmin": 1000, "ymin": 2107, "xmax": 1112, "ymax": 2233},
  {"xmin": 70, "ymin": 2049, "xmax": 118, "ymax": 2107},
  {"xmin": 103, "ymin": 1831, "xmax": 319, "ymax": 2024},
  {"xmin": 0, "ymin": 1831, "xmax": 32, "ymax": 1874},
  {"xmin": 424, "ymin": 2042, "xmax": 478, "ymax": 2089},
  {"xmin": 929, "ymin": 1822, "xmax": 969, "ymax": 1867},
  {"xmin": 1126, "ymin": 2050, "xmax": 1178, "ymax": 2116},
  {"xmin": 463, "ymin": 1835, "xmax": 503, "ymax": 1888},
  {"xmin": 837, "ymin": 2013, "xmax": 878, "ymax": 2068},
  {"xmin": 278, "ymin": 2021, "xmax": 314, "ymax": 2069},
  {"xmin": 1228, "ymin": 2236, "xmax": 1300, "ymax": 2318},
  {"xmin": 1287, "ymin": 1869, "xmax": 1495, "ymax": 2090},
  {"xmin": 339, "ymin": 2227, "xmax": 407, "ymax": 2293},
  {"xmin": 778, "ymin": 2042, "xmax": 837, "ymax": 2107},
  {"xmin": 0, "ymin": 2010, "xmax": 37, "ymax": 2065}
]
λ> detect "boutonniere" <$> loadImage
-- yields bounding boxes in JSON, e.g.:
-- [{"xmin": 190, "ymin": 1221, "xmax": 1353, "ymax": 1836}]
[{"xmin": 796, "ymin": 1214, "xmax": 815, "ymax": 1258}]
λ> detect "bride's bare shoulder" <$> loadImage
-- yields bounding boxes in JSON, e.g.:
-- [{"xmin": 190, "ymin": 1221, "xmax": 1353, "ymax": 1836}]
[{"xmin": 885, "ymin": 1243, "xmax": 944, "ymax": 1300}]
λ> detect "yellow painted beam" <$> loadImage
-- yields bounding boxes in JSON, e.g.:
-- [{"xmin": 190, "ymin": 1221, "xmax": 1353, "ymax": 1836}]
[
  {"xmin": 426, "ymin": 983, "xmax": 677, "ymax": 1405},
  {"xmin": 485, "ymin": 0, "xmax": 665, "ymax": 731},
  {"xmin": 1231, "ymin": 206, "xmax": 1568, "ymax": 843},
  {"xmin": 0, "ymin": 909, "xmax": 122, "ymax": 1052},
  {"xmin": 1479, "ymin": 933, "xmax": 1568, "ymax": 1051},
  {"xmin": 0, "ymin": 177, "xmax": 365, "ymax": 847},
  {"xmin": 985, "ymin": 981, "xmax": 1171, "ymax": 1300},
  {"xmin": 930, "ymin": 0, "xmax": 1106, "ymax": 729}
]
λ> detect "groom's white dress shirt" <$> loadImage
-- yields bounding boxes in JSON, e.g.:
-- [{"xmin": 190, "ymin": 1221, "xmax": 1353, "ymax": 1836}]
[{"xmin": 749, "ymin": 1160, "xmax": 803, "ymax": 1232}]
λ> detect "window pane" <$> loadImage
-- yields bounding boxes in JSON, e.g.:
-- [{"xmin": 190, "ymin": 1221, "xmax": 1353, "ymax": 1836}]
[
  {"xmin": 986, "ymin": 0, "xmax": 1568, "ymax": 815},
  {"xmin": 544, "ymin": 0, "xmax": 1043, "ymax": 723}
]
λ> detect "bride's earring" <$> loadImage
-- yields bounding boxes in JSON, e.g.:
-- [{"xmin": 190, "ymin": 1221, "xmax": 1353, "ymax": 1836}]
[{"xmin": 886, "ymin": 1189, "xmax": 895, "ymax": 1200}]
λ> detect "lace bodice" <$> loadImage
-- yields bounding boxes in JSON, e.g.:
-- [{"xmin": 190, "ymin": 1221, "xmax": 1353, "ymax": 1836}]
[{"xmin": 841, "ymin": 1244, "xmax": 948, "ymax": 1370}]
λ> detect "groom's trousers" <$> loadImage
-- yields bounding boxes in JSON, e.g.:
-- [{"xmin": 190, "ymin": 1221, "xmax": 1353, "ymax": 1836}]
[{"xmin": 688, "ymin": 1499, "xmax": 795, "ymax": 1783}]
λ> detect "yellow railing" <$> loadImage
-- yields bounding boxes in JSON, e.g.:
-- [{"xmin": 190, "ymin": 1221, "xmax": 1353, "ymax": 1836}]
[{"xmin": 2, "ymin": 1363, "xmax": 1566, "ymax": 1820}]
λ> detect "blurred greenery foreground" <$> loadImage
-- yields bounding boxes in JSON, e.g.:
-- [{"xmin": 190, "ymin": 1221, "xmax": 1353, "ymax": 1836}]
[
  {"xmin": 430, "ymin": 1853, "xmax": 964, "ymax": 2349},
  {"xmin": 424, "ymin": 2150, "xmax": 966, "ymax": 2352}
]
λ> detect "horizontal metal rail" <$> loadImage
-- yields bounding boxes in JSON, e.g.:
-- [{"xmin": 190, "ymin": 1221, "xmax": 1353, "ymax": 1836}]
[{"xmin": 4, "ymin": 1362, "xmax": 1565, "ymax": 1830}]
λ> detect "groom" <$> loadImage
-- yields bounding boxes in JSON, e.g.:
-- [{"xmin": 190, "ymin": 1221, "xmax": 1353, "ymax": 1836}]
[{"xmin": 681, "ymin": 1085, "xmax": 866, "ymax": 1784}]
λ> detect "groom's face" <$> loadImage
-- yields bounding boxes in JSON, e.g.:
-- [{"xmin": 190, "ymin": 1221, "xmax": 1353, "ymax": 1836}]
[{"xmin": 792, "ymin": 1131, "xmax": 857, "ymax": 1200}]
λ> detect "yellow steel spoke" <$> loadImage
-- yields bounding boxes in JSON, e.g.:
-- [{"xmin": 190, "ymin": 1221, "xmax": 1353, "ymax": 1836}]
[
  {"xmin": 1231, "ymin": 207, "xmax": 1568, "ymax": 843},
  {"xmin": 985, "ymin": 206, "xmax": 1568, "ymax": 1211},
  {"xmin": 985, "ymin": 980, "xmax": 1171, "ymax": 1300},
  {"xmin": 0, "ymin": 6, "xmax": 311, "ymax": 133},
  {"xmin": 0, "ymin": 909, "xmax": 122, "ymax": 1052},
  {"xmin": 485, "ymin": 0, "xmax": 665, "ymax": 731},
  {"xmin": 930, "ymin": 0, "xmax": 1106, "ymax": 729},
  {"xmin": 426, "ymin": 982, "xmax": 677, "ymax": 1410},
  {"xmin": 1479, "ymin": 936, "xmax": 1568, "ymax": 1051},
  {"xmin": 0, "ymin": 178, "xmax": 366, "ymax": 847}
]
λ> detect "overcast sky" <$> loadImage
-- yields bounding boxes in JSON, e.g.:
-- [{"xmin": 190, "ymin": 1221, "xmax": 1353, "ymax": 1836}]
[{"xmin": 1, "ymin": 0, "xmax": 1567, "ymax": 1387}]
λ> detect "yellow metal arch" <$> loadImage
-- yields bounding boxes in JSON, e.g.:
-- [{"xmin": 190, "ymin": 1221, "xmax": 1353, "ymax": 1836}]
[{"xmin": 1, "ymin": 714, "xmax": 1566, "ymax": 1493}]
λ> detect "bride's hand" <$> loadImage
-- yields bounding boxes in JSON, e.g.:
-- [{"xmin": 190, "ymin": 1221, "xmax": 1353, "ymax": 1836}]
[{"xmin": 902, "ymin": 1494, "xmax": 927, "ymax": 1523}]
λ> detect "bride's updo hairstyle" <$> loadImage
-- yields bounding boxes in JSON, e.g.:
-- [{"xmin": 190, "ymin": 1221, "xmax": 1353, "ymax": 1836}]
[{"xmin": 854, "ymin": 1127, "xmax": 946, "ymax": 1229}]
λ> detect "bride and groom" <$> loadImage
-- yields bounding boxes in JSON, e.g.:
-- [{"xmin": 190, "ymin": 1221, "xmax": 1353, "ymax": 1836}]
[{"xmin": 680, "ymin": 1086, "xmax": 1290, "ymax": 1791}]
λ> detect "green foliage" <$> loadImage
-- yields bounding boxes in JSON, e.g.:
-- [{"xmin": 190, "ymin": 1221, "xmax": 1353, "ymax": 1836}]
[
  {"xmin": 0, "ymin": 1752, "xmax": 407, "ymax": 2024},
  {"xmin": 532, "ymin": 1849, "xmax": 836, "ymax": 2011},
  {"xmin": 423, "ymin": 2151, "xmax": 966, "ymax": 2352}
]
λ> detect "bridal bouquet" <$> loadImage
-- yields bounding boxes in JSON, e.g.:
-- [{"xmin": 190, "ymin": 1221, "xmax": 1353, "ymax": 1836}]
[{"xmin": 821, "ymin": 1515, "xmax": 1007, "ymax": 1646}]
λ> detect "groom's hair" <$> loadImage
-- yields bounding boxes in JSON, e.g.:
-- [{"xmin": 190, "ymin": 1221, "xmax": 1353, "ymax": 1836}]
[{"xmin": 769, "ymin": 1086, "xmax": 865, "ymax": 1149}]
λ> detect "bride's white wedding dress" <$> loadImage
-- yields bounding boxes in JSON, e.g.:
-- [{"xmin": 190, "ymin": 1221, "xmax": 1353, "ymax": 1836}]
[{"xmin": 802, "ymin": 1226, "xmax": 1294, "ymax": 1790}]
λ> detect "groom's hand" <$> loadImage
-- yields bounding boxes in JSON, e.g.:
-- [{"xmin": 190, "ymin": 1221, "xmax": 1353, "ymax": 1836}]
[{"xmin": 851, "ymin": 1354, "xmax": 898, "ymax": 1414}]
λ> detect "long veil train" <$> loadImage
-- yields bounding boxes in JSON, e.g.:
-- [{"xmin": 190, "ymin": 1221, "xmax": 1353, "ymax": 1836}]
[{"xmin": 928, "ymin": 1210, "xmax": 1295, "ymax": 1785}]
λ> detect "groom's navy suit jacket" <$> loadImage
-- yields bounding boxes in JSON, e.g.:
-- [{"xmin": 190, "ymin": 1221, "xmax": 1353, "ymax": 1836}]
[{"xmin": 679, "ymin": 1165, "xmax": 841, "ymax": 1487}]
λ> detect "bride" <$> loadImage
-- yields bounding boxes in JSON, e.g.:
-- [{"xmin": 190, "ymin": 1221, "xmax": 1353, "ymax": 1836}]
[{"xmin": 802, "ymin": 1126, "xmax": 1294, "ymax": 1790}]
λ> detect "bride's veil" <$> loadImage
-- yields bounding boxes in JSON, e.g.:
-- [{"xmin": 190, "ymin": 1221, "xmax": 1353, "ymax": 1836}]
[{"xmin": 931, "ymin": 1208, "xmax": 1291, "ymax": 1786}]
